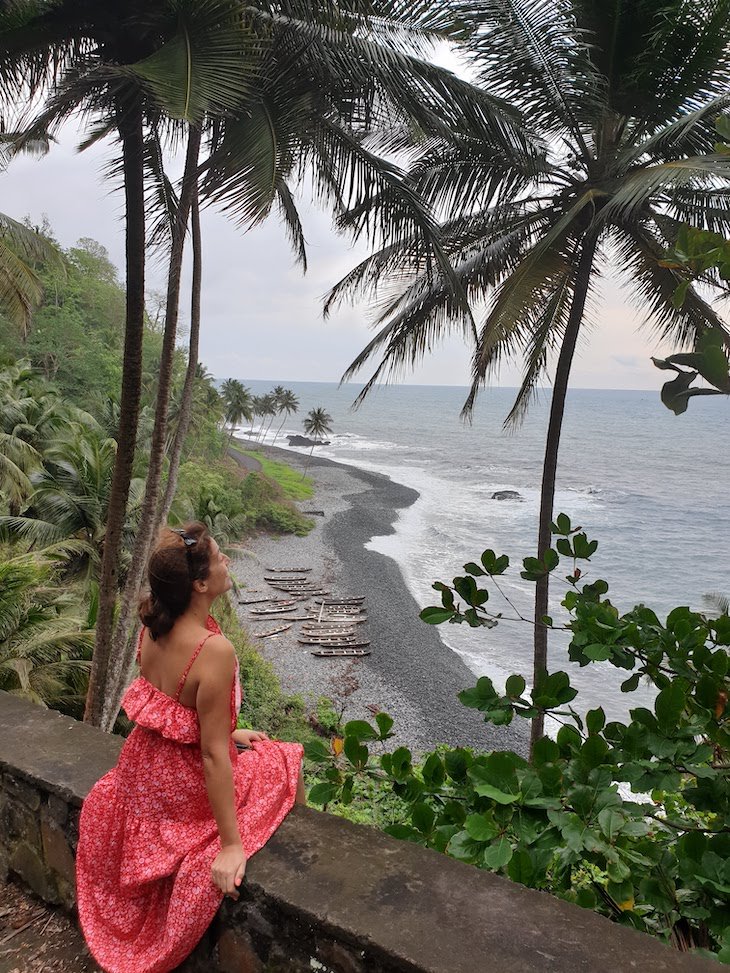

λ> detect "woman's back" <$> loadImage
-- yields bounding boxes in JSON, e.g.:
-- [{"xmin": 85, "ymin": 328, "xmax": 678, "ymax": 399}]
[{"xmin": 138, "ymin": 616, "xmax": 225, "ymax": 710}]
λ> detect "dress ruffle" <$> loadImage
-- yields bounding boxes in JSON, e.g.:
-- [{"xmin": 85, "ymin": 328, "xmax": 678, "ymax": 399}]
[{"xmin": 122, "ymin": 678, "xmax": 201, "ymax": 744}]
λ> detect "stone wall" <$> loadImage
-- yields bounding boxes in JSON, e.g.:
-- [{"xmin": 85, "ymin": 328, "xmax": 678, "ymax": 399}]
[{"xmin": 0, "ymin": 692, "xmax": 718, "ymax": 973}]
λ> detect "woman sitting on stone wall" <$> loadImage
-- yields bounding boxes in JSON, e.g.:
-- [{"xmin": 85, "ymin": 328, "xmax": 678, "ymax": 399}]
[{"xmin": 76, "ymin": 522, "xmax": 305, "ymax": 973}]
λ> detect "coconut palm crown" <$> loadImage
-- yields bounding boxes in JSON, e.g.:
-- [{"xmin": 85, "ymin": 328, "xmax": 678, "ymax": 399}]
[{"xmin": 335, "ymin": 0, "xmax": 730, "ymax": 749}]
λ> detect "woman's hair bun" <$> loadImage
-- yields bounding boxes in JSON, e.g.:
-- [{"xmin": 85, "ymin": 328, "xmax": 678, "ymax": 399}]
[{"xmin": 138, "ymin": 522, "xmax": 212, "ymax": 640}]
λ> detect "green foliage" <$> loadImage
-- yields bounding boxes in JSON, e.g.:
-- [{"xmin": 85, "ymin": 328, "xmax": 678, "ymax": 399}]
[
  {"xmin": 173, "ymin": 460, "xmax": 312, "ymax": 542},
  {"xmin": 307, "ymin": 518, "xmax": 730, "ymax": 960},
  {"xmin": 653, "ymin": 117, "xmax": 730, "ymax": 413},
  {"xmin": 0, "ymin": 553, "xmax": 93, "ymax": 714}
]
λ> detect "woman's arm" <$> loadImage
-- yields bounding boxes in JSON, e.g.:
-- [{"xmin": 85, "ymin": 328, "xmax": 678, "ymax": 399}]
[{"xmin": 197, "ymin": 636, "xmax": 246, "ymax": 897}]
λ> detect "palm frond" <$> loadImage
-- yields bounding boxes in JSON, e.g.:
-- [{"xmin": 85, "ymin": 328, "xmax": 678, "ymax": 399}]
[
  {"xmin": 613, "ymin": 223, "xmax": 728, "ymax": 348},
  {"xmin": 131, "ymin": 0, "xmax": 265, "ymax": 123},
  {"xmin": 461, "ymin": 0, "xmax": 601, "ymax": 149}
]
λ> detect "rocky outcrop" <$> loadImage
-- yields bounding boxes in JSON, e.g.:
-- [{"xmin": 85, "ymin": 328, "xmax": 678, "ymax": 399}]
[
  {"xmin": 491, "ymin": 490, "xmax": 523, "ymax": 501},
  {"xmin": 286, "ymin": 435, "xmax": 331, "ymax": 447}
]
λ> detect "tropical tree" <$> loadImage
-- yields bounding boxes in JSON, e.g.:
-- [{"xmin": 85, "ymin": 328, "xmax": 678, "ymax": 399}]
[
  {"xmin": 5, "ymin": 0, "xmax": 528, "ymax": 729},
  {"xmin": 302, "ymin": 407, "xmax": 333, "ymax": 475},
  {"xmin": 257, "ymin": 392, "xmax": 277, "ymax": 444},
  {"xmin": 221, "ymin": 377, "xmax": 253, "ymax": 447},
  {"xmin": 0, "ymin": 553, "xmax": 94, "ymax": 712},
  {"xmin": 271, "ymin": 389, "xmax": 299, "ymax": 446},
  {"xmin": 158, "ymin": 186, "xmax": 204, "ymax": 523},
  {"xmin": 337, "ymin": 0, "xmax": 730, "ymax": 752},
  {"xmin": 0, "ymin": 359, "xmax": 89, "ymax": 516},
  {"xmin": 0, "ymin": 425, "xmax": 145, "ymax": 578},
  {"xmin": 0, "ymin": 212, "xmax": 62, "ymax": 339}
]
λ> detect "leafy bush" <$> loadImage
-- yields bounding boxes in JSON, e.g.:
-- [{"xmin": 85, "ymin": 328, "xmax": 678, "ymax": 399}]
[
  {"xmin": 305, "ymin": 516, "xmax": 730, "ymax": 961},
  {"xmin": 173, "ymin": 464, "xmax": 312, "ymax": 541},
  {"xmin": 259, "ymin": 503, "xmax": 313, "ymax": 536}
]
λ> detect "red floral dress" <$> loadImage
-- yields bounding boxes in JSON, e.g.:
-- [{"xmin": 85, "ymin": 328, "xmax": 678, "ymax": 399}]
[{"xmin": 76, "ymin": 617, "xmax": 303, "ymax": 973}]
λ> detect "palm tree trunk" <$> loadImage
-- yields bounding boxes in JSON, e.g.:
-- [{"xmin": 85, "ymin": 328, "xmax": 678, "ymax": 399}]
[
  {"xmin": 303, "ymin": 443, "xmax": 315, "ymax": 478},
  {"xmin": 84, "ymin": 100, "xmax": 146, "ymax": 727},
  {"xmin": 157, "ymin": 184, "xmax": 202, "ymax": 526},
  {"xmin": 531, "ymin": 234, "xmax": 598, "ymax": 759},
  {"xmin": 272, "ymin": 414, "xmax": 287, "ymax": 446},
  {"xmin": 101, "ymin": 125, "xmax": 202, "ymax": 729}
]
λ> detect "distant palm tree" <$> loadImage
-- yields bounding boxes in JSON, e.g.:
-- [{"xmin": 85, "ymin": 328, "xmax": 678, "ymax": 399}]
[
  {"xmin": 221, "ymin": 378, "xmax": 253, "ymax": 447},
  {"xmin": 271, "ymin": 389, "xmax": 299, "ymax": 446},
  {"xmin": 302, "ymin": 407, "xmax": 333, "ymax": 476},
  {"xmin": 256, "ymin": 393, "xmax": 277, "ymax": 443}
]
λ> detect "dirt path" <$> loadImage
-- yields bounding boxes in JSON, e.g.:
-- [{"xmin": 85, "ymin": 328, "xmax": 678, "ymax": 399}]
[{"xmin": 227, "ymin": 443, "xmax": 262, "ymax": 473}]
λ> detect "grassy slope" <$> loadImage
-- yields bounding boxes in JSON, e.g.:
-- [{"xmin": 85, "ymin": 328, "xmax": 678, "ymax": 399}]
[{"xmin": 233, "ymin": 441, "xmax": 314, "ymax": 500}]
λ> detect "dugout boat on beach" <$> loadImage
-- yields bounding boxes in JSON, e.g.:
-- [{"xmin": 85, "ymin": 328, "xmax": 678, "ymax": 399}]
[
  {"xmin": 265, "ymin": 567, "xmax": 311, "ymax": 573},
  {"xmin": 311, "ymin": 648, "xmax": 371, "ymax": 658},
  {"xmin": 254, "ymin": 623, "xmax": 292, "ymax": 638},
  {"xmin": 249, "ymin": 605, "xmax": 298, "ymax": 615}
]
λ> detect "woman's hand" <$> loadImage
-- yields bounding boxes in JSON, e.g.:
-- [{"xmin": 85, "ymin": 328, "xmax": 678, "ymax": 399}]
[
  {"xmin": 232, "ymin": 728, "xmax": 270, "ymax": 748},
  {"xmin": 211, "ymin": 843, "xmax": 246, "ymax": 899}
]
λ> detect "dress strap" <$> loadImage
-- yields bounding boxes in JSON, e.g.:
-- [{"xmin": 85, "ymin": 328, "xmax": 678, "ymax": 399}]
[{"xmin": 174, "ymin": 632, "xmax": 216, "ymax": 702}]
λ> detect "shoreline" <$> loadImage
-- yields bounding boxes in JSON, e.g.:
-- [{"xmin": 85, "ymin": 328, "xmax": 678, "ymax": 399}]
[{"xmin": 231, "ymin": 437, "xmax": 529, "ymax": 756}]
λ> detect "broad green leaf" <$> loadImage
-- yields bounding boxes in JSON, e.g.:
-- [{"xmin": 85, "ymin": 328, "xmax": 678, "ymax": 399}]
[
  {"xmin": 483, "ymin": 837, "xmax": 513, "ymax": 869},
  {"xmin": 420, "ymin": 606, "xmax": 455, "ymax": 624},
  {"xmin": 465, "ymin": 812, "xmax": 500, "ymax": 842}
]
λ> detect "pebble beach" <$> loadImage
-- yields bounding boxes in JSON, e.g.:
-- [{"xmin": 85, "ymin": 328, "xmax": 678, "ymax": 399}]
[{"xmin": 231, "ymin": 440, "xmax": 529, "ymax": 757}]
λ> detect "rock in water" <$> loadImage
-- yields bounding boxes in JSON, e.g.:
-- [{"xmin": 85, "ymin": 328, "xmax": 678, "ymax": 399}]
[
  {"xmin": 286, "ymin": 435, "xmax": 331, "ymax": 446},
  {"xmin": 491, "ymin": 490, "xmax": 523, "ymax": 501}
]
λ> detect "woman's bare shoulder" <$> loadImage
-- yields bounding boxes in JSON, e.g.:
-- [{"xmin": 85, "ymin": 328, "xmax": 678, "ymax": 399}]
[{"xmin": 199, "ymin": 633, "xmax": 236, "ymax": 674}]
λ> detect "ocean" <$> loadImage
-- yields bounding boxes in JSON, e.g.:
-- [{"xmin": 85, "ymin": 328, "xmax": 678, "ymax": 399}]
[{"xmin": 238, "ymin": 381, "xmax": 730, "ymax": 724}]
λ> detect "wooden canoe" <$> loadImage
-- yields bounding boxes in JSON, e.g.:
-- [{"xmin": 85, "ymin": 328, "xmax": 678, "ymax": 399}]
[
  {"xmin": 240, "ymin": 596, "xmax": 296, "ymax": 605},
  {"xmin": 300, "ymin": 630, "xmax": 357, "ymax": 639},
  {"xmin": 248, "ymin": 605, "xmax": 298, "ymax": 615},
  {"xmin": 313, "ymin": 597, "xmax": 365, "ymax": 605},
  {"xmin": 302, "ymin": 622, "xmax": 357, "ymax": 635},
  {"xmin": 311, "ymin": 648, "xmax": 371, "ymax": 658},
  {"xmin": 307, "ymin": 604, "xmax": 364, "ymax": 613},
  {"xmin": 254, "ymin": 623, "xmax": 292, "ymax": 638},
  {"xmin": 306, "ymin": 616, "xmax": 367, "ymax": 625},
  {"xmin": 297, "ymin": 635, "xmax": 359, "ymax": 645},
  {"xmin": 265, "ymin": 567, "xmax": 312, "ymax": 573},
  {"xmin": 264, "ymin": 574, "xmax": 312, "ymax": 584}
]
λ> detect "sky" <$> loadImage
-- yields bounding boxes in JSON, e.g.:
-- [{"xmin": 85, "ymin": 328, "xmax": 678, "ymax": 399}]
[{"xmin": 2, "ymin": 123, "xmax": 718, "ymax": 392}]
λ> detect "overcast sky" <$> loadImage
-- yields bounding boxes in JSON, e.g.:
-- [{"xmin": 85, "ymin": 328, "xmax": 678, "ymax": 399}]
[{"xmin": 3, "ymin": 124, "xmax": 719, "ymax": 392}]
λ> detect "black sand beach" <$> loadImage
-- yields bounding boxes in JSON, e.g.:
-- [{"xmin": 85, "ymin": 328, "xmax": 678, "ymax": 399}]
[{"xmin": 232, "ymin": 439, "xmax": 529, "ymax": 757}]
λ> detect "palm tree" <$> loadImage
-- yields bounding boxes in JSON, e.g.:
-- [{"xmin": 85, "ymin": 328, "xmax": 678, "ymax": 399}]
[
  {"xmin": 157, "ymin": 186, "xmax": 203, "ymax": 523},
  {"xmin": 221, "ymin": 378, "xmax": 254, "ymax": 447},
  {"xmin": 0, "ymin": 425, "xmax": 145, "ymax": 579},
  {"xmin": 0, "ymin": 213, "xmax": 62, "ymax": 340},
  {"xmin": 257, "ymin": 392, "xmax": 278, "ymax": 444},
  {"xmin": 337, "ymin": 0, "xmax": 730, "ymax": 751},
  {"xmin": 0, "ymin": 359, "xmax": 82, "ymax": 515},
  {"xmin": 302, "ymin": 407, "xmax": 333, "ymax": 476},
  {"xmin": 271, "ymin": 389, "xmax": 299, "ymax": 446},
  {"xmin": 0, "ymin": 553, "xmax": 93, "ymax": 712}
]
